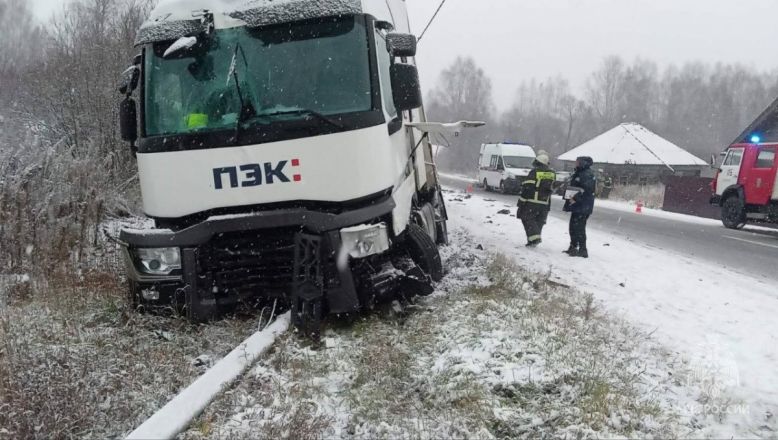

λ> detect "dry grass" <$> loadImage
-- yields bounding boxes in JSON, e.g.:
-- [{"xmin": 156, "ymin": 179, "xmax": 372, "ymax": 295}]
[
  {"xmin": 609, "ymin": 184, "xmax": 665, "ymax": 208},
  {"xmin": 478, "ymin": 255, "xmax": 676, "ymax": 438},
  {"xmin": 0, "ymin": 270, "xmax": 257, "ymax": 439},
  {"xmin": 185, "ymin": 233, "xmax": 692, "ymax": 439}
]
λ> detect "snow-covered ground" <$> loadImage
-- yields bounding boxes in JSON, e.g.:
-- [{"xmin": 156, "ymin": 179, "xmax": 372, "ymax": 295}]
[
  {"xmin": 446, "ymin": 188, "xmax": 778, "ymax": 437},
  {"xmin": 184, "ymin": 227, "xmax": 708, "ymax": 439},
  {"xmin": 179, "ymin": 189, "xmax": 778, "ymax": 438}
]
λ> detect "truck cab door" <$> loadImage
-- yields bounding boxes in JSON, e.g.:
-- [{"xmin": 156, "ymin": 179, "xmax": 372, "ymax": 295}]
[
  {"xmin": 743, "ymin": 147, "xmax": 776, "ymax": 205},
  {"xmin": 717, "ymin": 147, "xmax": 744, "ymax": 196}
]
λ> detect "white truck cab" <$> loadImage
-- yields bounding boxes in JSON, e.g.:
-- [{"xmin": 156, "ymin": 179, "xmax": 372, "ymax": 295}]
[
  {"xmin": 115, "ymin": 0, "xmax": 480, "ymax": 337},
  {"xmin": 478, "ymin": 143, "xmax": 537, "ymax": 193}
]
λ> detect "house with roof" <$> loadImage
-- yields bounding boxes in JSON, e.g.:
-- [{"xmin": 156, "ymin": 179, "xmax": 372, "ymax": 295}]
[{"xmin": 558, "ymin": 123, "xmax": 708, "ymax": 185}]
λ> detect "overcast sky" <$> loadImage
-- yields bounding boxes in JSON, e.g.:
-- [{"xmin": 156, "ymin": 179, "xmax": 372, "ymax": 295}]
[{"xmin": 31, "ymin": 0, "xmax": 778, "ymax": 110}]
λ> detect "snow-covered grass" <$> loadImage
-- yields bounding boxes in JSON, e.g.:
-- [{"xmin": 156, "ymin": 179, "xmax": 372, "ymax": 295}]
[
  {"xmin": 447, "ymin": 189, "xmax": 778, "ymax": 438},
  {"xmin": 0, "ymin": 270, "xmax": 260, "ymax": 439},
  {"xmin": 128, "ymin": 313, "xmax": 290, "ymax": 440},
  {"xmin": 182, "ymin": 229, "xmax": 702, "ymax": 439},
  {"xmin": 608, "ymin": 184, "xmax": 665, "ymax": 209}
]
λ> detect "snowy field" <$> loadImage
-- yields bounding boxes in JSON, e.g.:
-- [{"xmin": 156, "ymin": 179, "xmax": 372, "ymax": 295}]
[
  {"xmin": 444, "ymin": 188, "xmax": 778, "ymax": 437},
  {"xmin": 182, "ymin": 227, "xmax": 705, "ymax": 439},
  {"xmin": 175, "ymin": 190, "xmax": 778, "ymax": 439},
  {"xmin": 3, "ymin": 191, "xmax": 776, "ymax": 438}
]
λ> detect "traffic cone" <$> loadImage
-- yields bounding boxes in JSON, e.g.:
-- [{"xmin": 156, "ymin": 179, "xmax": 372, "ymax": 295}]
[
  {"xmin": 466, "ymin": 183, "xmax": 474, "ymax": 194},
  {"xmin": 635, "ymin": 200, "xmax": 643, "ymax": 214}
]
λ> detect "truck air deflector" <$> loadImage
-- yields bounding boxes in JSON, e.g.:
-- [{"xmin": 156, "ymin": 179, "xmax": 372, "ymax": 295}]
[
  {"xmin": 120, "ymin": 194, "xmax": 395, "ymax": 248},
  {"xmin": 231, "ymin": 0, "xmax": 363, "ymax": 28},
  {"xmin": 135, "ymin": 0, "xmax": 363, "ymax": 46},
  {"xmin": 135, "ymin": 19, "xmax": 204, "ymax": 46}
]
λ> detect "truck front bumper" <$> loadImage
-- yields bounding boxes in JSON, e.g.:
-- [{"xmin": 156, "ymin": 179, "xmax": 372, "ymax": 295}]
[{"xmin": 120, "ymin": 195, "xmax": 396, "ymax": 320}]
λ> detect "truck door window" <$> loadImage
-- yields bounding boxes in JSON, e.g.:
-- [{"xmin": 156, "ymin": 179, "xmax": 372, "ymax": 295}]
[
  {"xmin": 724, "ymin": 149, "xmax": 743, "ymax": 167},
  {"xmin": 374, "ymin": 29, "xmax": 397, "ymax": 119},
  {"xmin": 755, "ymin": 149, "xmax": 775, "ymax": 169},
  {"xmin": 490, "ymin": 155, "xmax": 499, "ymax": 169}
]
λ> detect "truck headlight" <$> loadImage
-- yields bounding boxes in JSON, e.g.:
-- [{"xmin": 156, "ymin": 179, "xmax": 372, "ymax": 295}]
[
  {"xmin": 134, "ymin": 247, "xmax": 181, "ymax": 275},
  {"xmin": 340, "ymin": 223, "xmax": 390, "ymax": 259}
]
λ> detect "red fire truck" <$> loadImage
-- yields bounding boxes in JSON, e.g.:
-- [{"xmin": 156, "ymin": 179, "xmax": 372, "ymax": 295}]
[{"xmin": 711, "ymin": 99, "xmax": 778, "ymax": 229}]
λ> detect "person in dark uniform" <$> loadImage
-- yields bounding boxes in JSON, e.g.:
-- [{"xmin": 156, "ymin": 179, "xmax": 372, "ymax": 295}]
[
  {"xmin": 563, "ymin": 156, "xmax": 596, "ymax": 258},
  {"xmin": 517, "ymin": 153, "xmax": 556, "ymax": 247},
  {"xmin": 597, "ymin": 169, "xmax": 614, "ymax": 200}
]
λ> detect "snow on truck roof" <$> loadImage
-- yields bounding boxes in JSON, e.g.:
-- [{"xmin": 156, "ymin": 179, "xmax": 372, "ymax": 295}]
[
  {"xmin": 558, "ymin": 123, "xmax": 707, "ymax": 168},
  {"xmin": 137, "ymin": 0, "xmax": 407, "ymax": 45}
]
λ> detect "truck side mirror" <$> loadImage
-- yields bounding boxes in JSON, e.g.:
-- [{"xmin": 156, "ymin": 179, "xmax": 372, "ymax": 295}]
[
  {"xmin": 390, "ymin": 64, "xmax": 422, "ymax": 111},
  {"xmin": 120, "ymin": 97, "xmax": 138, "ymax": 143},
  {"xmin": 386, "ymin": 33, "xmax": 417, "ymax": 57},
  {"xmin": 119, "ymin": 65, "xmax": 140, "ymax": 95}
]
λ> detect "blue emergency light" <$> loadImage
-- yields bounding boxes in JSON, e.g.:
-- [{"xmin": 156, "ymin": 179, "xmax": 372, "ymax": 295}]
[{"xmin": 750, "ymin": 135, "xmax": 761, "ymax": 144}]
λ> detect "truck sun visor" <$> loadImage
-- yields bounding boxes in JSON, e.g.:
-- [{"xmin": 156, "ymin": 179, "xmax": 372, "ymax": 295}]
[{"xmin": 135, "ymin": 19, "xmax": 205, "ymax": 46}]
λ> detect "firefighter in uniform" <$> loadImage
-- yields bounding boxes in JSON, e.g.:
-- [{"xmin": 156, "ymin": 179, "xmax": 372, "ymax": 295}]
[{"xmin": 516, "ymin": 153, "xmax": 556, "ymax": 247}]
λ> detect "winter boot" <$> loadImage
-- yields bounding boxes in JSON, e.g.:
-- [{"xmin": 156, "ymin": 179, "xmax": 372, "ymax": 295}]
[
  {"xmin": 526, "ymin": 239, "xmax": 542, "ymax": 248},
  {"xmin": 563, "ymin": 244, "xmax": 577, "ymax": 254},
  {"xmin": 576, "ymin": 248, "xmax": 589, "ymax": 258}
]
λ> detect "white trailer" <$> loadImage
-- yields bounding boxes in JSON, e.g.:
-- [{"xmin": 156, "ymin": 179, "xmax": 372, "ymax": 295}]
[
  {"xmin": 478, "ymin": 143, "xmax": 536, "ymax": 193},
  {"xmin": 116, "ymin": 0, "xmax": 480, "ymax": 337}
]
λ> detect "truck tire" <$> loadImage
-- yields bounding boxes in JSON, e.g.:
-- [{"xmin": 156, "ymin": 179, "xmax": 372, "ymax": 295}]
[
  {"xmin": 483, "ymin": 178, "xmax": 490, "ymax": 192},
  {"xmin": 499, "ymin": 180, "xmax": 507, "ymax": 194},
  {"xmin": 721, "ymin": 195, "xmax": 746, "ymax": 229},
  {"xmin": 406, "ymin": 223, "xmax": 443, "ymax": 282}
]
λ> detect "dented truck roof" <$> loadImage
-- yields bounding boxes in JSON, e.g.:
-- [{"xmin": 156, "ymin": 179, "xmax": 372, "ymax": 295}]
[{"xmin": 136, "ymin": 0, "xmax": 409, "ymax": 45}]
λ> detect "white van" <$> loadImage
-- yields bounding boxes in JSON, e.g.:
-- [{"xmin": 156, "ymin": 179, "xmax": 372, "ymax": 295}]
[{"xmin": 478, "ymin": 143, "xmax": 537, "ymax": 193}]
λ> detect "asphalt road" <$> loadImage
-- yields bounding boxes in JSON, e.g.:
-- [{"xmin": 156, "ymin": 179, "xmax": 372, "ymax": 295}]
[{"xmin": 440, "ymin": 175, "xmax": 778, "ymax": 283}]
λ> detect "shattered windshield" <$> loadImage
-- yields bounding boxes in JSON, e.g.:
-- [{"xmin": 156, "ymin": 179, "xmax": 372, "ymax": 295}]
[{"xmin": 143, "ymin": 16, "xmax": 372, "ymax": 137}]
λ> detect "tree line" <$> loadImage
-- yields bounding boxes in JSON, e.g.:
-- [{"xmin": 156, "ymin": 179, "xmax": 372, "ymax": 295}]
[
  {"xmin": 427, "ymin": 56, "xmax": 778, "ymax": 172},
  {"xmin": 0, "ymin": 0, "xmax": 152, "ymax": 272}
]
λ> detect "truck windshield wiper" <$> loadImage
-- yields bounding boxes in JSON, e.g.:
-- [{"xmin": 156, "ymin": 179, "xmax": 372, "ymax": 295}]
[
  {"xmin": 256, "ymin": 109, "xmax": 345, "ymax": 130},
  {"xmin": 227, "ymin": 43, "xmax": 255, "ymax": 140}
]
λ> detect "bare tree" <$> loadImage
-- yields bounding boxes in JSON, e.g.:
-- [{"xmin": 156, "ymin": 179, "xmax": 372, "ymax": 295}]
[
  {"xmin": 426, "ymin": 56, "xmax": 494, "ymax": 172},
  {"xmin": 0, "ymin": 0, "xmax": 43, "ymax": 78},
  {"xmin": 586, "ymin": 55, "xmax": 625, "ymax": 129},
  {"xmin": 0, "ymin": 0, "xmax": 153, "ymax": 272}
]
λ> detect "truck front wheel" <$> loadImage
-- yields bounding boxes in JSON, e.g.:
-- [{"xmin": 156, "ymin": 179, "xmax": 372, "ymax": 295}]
[
  {"xmin": 405, "ymin": 223, "xmax": 444, "ymax": 282},
  {"xmin": 721, "ymin": 195, "xmax": 746, "ymax": 229}
]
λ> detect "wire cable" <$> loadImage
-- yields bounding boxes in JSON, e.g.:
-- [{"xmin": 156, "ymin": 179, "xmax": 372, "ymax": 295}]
[
  {"xmin": 418, "ymin": 0, "xmax": 448, "ymax": 42},
  {"xmin": 384, "ymin": 0, "xmax": 397, "ymax": 27}
]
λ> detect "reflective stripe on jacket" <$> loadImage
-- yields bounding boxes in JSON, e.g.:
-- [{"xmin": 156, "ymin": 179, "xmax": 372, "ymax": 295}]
[{"xmin": 518, "ymin": 166, "xmax": 556, "ymax": 206}]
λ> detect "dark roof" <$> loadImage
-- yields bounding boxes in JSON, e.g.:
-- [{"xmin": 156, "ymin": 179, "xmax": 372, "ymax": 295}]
[{"xmin": 732, "ymin": 95, "xmax": 778, "ymax": 145}]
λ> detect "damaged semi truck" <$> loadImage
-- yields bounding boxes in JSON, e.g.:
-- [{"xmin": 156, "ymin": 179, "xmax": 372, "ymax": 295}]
[{"xmin": 116, "ymin": 0, "xmax": 479, "ymax": 336}]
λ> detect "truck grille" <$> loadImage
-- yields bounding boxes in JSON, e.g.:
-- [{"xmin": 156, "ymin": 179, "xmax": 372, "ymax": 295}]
[{"xmin": 198, "ymin": 228, "xmax": 301, "ymax": 298}]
